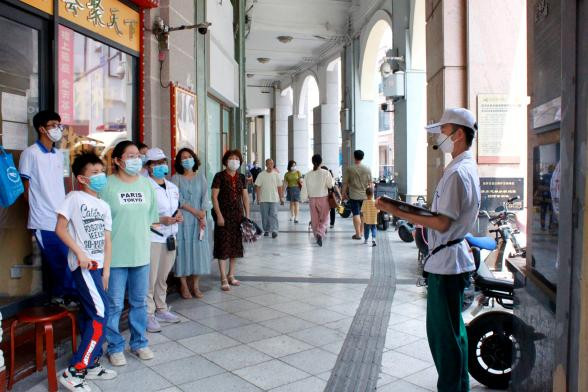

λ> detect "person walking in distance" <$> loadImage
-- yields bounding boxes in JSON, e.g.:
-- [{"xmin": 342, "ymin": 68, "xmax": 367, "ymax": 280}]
[
  {"xmin": 301, "ymin": 154, "xmax": 334, "ymax": 247},
  {"xmin": 376, "ymin": 108, "xmax": 480, "ymax": 392},
  {"xmin": 361, "ymin": 187, "xmax": 379, "ymax": 247},
  {"xmin": 283, "ymin": 160, "xmax": 302, "ymax": 223},
  {"xmin": 255, "ymin": 158, "xmax": 284, "ymax": 238},
  {"xmin": 342, "ymin": 150, "xmax": 373, "ymax": 240}
]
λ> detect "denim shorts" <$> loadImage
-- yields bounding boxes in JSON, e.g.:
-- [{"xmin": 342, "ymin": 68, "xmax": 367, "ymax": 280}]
[{"xmin": 348, "ymin": 199, "xmax": 364, "ymax": 216}]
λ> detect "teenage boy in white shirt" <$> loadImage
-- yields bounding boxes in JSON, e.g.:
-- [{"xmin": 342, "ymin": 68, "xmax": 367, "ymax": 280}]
[
  {"xmin": 19, "ymin": 110, "xmax": 75, "ymax": 306},
  {"xmin": 55, "ymin": 152, "xmax": 117, "ymax": 391}
]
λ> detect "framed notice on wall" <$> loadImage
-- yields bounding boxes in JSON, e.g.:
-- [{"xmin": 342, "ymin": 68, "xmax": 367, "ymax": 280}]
[
  {"xmin": 170, "ymin": 84, "xmax": 197, "ymax": 160},
  {"xmin": 477, "ymin": 94, "xmax": 525, "ymax": 164}
]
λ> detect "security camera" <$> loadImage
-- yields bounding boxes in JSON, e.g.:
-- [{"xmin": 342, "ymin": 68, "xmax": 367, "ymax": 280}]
[
  {"xmin": 197, "ymin": 22, "xmax": 211, "ymax": 35},
  {"xmin": 381, "ymin": 103, "xmax": 388, "ymax": 112}
]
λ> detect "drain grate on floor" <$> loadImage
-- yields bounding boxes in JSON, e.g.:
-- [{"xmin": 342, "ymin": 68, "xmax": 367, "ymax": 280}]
[{"xmin": 325, "ymin": 230, "xmax": 397, "ymax": 392}]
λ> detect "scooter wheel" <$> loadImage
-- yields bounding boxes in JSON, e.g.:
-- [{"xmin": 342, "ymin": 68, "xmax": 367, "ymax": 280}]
[{"xmin": 467, "ymin": 312, "xmax": 535, "ymax": 390}]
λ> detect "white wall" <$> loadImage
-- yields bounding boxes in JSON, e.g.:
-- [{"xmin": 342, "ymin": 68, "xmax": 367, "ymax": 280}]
[
  {"xmin": 246, "ymin": 87, "xmax": 275, "ymax": 111},
  {"xmin": 207, "ymin": 0, "xmax": 239, "ymax": 106}
]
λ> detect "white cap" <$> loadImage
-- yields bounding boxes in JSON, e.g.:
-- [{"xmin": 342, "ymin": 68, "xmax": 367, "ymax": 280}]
[
  {"xmin": 146, "ymin": 147, "xmax": 167, "ymax": 162},
  {"xmin": 425, "ymin": 108, "xmax": 477, "ymax": 134}
]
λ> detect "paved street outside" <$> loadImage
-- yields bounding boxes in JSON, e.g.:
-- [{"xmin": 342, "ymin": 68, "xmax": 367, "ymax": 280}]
[{"xmin": 14, "ymin": 205, "xmax": 499, "ymax": 392}]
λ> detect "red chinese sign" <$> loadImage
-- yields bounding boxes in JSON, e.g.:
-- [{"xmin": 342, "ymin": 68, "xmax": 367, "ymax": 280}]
[{"xmin": 58, "ymin": 25, "xmax": 75, "ymax": 124}]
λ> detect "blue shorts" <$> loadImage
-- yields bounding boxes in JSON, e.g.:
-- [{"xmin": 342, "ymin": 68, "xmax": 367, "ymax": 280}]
[{"xmin": 348, "ymin": 199, "xmax": 364, "ymax": 216}]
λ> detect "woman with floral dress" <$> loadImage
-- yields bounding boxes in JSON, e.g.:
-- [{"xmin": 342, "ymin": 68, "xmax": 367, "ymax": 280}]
[{"xmin": 211, "ymin": 149, "xmax": 250, "ymax": 291}]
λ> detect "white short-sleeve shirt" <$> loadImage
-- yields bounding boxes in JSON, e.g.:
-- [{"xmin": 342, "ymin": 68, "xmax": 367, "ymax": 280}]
[
  {"xmin": 149, "ymin": 177, "xmax": 180, "ymax": 243},
  {"xmin": 19, "ymin": 141, "xmax": 66, "ymax": 231},
  {"xmin": 426, "ymin": 151, "xmax": 481, "ymax": 275},
  {"xmin": 56, "ymin": 191, "xmax": 112, "ymax": 271},
  {"xmin": 254, "ymin": 171, "xmax": 282, "ymax": 203}
]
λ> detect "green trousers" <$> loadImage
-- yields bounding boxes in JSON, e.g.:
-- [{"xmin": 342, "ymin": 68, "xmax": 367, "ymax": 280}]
[{"xmin": 426, "ymin": 273, "xmax": 470, "ymax": 392}]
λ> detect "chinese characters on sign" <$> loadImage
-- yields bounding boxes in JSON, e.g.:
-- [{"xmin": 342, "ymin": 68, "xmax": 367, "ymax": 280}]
[
  {"xmin": 58, "ymin": 25, "xmax": 75, "ymax": 124},
  {"xmin": 59, "ymin": 0, "xmax": 140, "ymax": 52},
  {"xmin": 477, "ymin": 94, "xmax": 525, "ymax": 164},
  {"xmin": 479, "ymin": 177, "xmax": 524, "ymax": 211}
]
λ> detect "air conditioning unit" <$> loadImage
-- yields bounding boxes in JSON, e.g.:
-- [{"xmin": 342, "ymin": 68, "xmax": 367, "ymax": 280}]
[{"xmin": 382, "ymin": 71, "xmax": 405, "ymax": 98}]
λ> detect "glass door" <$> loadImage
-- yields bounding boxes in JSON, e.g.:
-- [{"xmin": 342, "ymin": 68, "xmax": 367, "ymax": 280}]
[{"xmin": 0, "ymin": 3, "xmax": 50, "ymax": 314}]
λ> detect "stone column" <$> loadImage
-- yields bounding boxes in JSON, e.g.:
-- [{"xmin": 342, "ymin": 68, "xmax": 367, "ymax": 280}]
[
  {"xmin": 274, "ymin": 90, "xmax": 292, "ymax": 173},
  {"xmin": 315, "ymin": 62, "xmax": 342, "ymax": 175},
  {"xmin": 288, "ymin": 115, "xmax": 309, "ymax": 173},
  {"xmin": 425, "ymin": 0, "xmax": 467, "ymax": 201}
]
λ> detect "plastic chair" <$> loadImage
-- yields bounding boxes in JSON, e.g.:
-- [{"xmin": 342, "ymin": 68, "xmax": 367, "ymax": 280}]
[{"xmin": 8, "ymin": 306, "xmax": 76, "ymax": 392}]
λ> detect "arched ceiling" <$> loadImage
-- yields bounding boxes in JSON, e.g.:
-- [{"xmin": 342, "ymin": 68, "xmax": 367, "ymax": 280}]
[{"xmin": 245, "ymin": 0, "xmax": 352, "ymax": 88}]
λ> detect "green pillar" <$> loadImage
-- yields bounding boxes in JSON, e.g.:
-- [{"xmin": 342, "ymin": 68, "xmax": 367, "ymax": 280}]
[{"xmin": 232, "ymin": 0, "xmax": 247, "ymax": 154}]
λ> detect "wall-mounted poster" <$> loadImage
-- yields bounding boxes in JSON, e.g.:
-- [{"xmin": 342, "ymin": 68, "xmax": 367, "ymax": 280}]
[
  {"xmin": 479, "ymin": 177, "xmax": 524, "ymax": 211},
  {"xmin": 477, "ymin": 94, "xmax": 525, "ymax": 164},
  {"xmin": 171, "ymin": 84, "xmax": 197, "ymax": 159}
]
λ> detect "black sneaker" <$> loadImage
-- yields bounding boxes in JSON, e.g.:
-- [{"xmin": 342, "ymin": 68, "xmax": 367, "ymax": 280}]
[
  {"xmin": 264, "ymin": 232, "xmax": 269, "ymax": 237},
  {"xmin": 372, "ymin": 241, "xmax": 377, "ymax": 247},
  {"xmin": 317, "ymin": 236, "xmax": 323, "ymax": 247},
  {"xmin": 272, "ymin": 232, "xmax": 278, "ymax": 239}
]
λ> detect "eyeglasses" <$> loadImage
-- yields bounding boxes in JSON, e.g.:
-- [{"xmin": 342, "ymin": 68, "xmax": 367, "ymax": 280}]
[
  {"xmin": 123, "ymin": 154, "xmax": 141, "ymax": 160},
  {"xmin": 46, "ymin": 124, "xmax": 64, "ymax": 132}
]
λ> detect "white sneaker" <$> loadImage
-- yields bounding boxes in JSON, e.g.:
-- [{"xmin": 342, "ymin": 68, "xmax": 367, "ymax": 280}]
[
  {"xmin": 59, "ymin": 367, "xmax": 91, "ymax": 392},
  {"xmin": 108, "ymin": 352, "xmax": 127, "ymax": 367},
  {"xmin": 155, "ymin": 310, "xmax": 181, "ymax": 324},
  {"xmin": 132, "ymin": 346, "xmax": 155, "ymax": 361},
  {"xmin": 86, "ymin": 362, "xmax": 117, "ymax": 380}
]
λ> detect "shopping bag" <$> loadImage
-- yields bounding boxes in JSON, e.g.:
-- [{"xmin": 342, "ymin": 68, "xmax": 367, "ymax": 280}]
[{"xmin": 0, "ymin": 146, "xmax": 24, "ymax": 207}]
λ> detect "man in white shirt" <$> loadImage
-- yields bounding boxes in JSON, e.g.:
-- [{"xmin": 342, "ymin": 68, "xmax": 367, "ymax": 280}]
[
  {"xmin": 19, "ymin": 110, "xmax": 75, "ymax": 306},
  {"xmin": 255, "ymin": 159, "xmax": 284, "ymax": 238},
  {"xmin": 377, "ymin": 108, "xmax": 480, "ymax": 392}
]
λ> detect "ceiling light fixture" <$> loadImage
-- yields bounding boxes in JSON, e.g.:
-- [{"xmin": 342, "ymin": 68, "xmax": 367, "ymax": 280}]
[
  {"xmin": 246, "ymin": 73, "xmax": 255, "ymax": 78},
  {"xmin": 257, "ymin": 57, "xmax": 270, "ymax": 64},
  {"xmin": 277, "ymin": 35, "xmax": 293, "ymax": 44}
]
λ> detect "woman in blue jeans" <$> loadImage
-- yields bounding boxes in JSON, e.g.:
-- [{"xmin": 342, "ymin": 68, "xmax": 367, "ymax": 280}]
[{"xmin": 100, "ymin": 141, "xmax": 159, "ymax": 366}]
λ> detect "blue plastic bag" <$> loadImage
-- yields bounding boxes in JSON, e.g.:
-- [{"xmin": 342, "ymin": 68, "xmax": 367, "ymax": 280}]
[{"xmin": 0, "ymin": 146, "xmax": 24, "ymax": 208}]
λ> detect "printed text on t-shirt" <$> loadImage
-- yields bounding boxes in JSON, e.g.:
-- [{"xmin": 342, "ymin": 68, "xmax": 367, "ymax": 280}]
[
  {"xmin": 80, "ymin": 203, "xmax": 106, "ymax": 255},
  {"xmin": 118, "ymin": 192, "xmax": 145, "ymax": 205}
]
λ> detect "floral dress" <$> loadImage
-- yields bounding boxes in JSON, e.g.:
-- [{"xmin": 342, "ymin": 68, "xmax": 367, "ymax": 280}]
[{"xmin": 212, "ymin": 171, "xmax": 246, "ymax": 259}]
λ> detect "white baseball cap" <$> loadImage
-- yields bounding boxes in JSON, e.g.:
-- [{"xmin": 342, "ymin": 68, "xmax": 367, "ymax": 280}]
[
  {"xmin": 146, "ymin": 147, "xmax": 167, "ymax": 162},
  {"xmin": 425, "ymin": 108, "xmax": 477, "ymax": 134}
]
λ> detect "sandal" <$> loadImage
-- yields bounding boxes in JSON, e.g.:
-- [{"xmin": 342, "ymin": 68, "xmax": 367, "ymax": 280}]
[
  {"xmin": 221, "ymin": 279, "xmax": 230, "ymax": 291},
  {"xmin": 180, "ymin": 285, "xmax": 192, "ymax": 299},
  {"xmin": 227, "ymin": 276, "xmax": 241, "ymax": 286}
]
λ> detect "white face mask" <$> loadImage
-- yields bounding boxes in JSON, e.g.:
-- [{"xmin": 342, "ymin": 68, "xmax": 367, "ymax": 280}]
[
  {"xmin": 228, "ymin": 159, "xmax": 240, "ymax": 171},
  {"xmin": 291, "ymin": 165, "xmax": 297, "ymax": 171},
  {"xmin": 437, "ymin": 133, "xmax": 455, "ymax": 154},
  {"xmin": 46, "ymin": 125, "xmax": 63, "ymax": 142}
]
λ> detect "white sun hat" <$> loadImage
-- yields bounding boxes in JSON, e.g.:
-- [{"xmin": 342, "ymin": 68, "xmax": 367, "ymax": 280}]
[{"xmin": 425, "ymin": 108, "xmax": 477, "ymax": 134}]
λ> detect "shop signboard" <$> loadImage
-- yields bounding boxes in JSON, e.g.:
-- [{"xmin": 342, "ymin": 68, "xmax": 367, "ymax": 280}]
[
  {"xmin": 58, "ymin": 25, "xmax": 75, "ymax": 124},
  {"xmin": 477, "ymin": 94, "xmax": 525, "ymax": 164},
  {"xmin": 479, "ymin": 177, "xmax": 524, "ymax": 211},
  {"xmin": 20, "ymin": 0, "xmax": 53, "ymax": 14},
  {"xmin": 58, "ymin": 0, "xmax": 140, "ymax": 52}
]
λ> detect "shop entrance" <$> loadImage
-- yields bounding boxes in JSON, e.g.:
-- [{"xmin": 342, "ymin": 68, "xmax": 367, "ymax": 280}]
[{"xmin": 0, "ymin": 2, "xmax": 51, "ymax": 315}]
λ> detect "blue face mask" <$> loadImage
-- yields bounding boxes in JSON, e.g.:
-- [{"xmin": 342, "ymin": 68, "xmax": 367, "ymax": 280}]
[
  {"xmin": 152, "ymin": 164, "xmax": 169, "ymax": 179},
  {"xmin": 181, "ymin": 158, "xmax": 195, "ymax": 170},
  {"xmin": 123, "ymin": 158, "xmax": 143, "ymax": 176},
  {"xmin": 87, "ymin": 173, "xmax": 107, "ymax": 192},
  {"xmin": 140, "ymin": 154, "xmax": 148, "ymax": 165}
]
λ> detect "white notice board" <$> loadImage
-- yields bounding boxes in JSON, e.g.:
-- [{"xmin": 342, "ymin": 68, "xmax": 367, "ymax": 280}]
[{"xmin": 477, "ymin": 94, "xmax": 525, "ymax": 164}]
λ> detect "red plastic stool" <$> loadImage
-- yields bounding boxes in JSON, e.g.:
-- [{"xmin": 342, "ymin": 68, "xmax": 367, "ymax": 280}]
[{"xmin": 8, "ymin": 306, "xmax": 77, "ymax": 392}]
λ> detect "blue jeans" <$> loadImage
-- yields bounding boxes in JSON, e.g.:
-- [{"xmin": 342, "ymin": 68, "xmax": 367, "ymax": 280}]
[
  {"xmin": 36, "ymin": 230, "xmax": 76, "ymax": 298},
  {"xmin": 106, "ymin": 265, "xmax": 150, "ymax": 354},
  {"xmin": 364, "ymin": 224, "xmax": 377, "ymax": 240}
]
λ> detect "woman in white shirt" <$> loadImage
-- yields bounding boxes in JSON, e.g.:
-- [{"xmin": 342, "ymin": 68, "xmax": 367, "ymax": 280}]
[
  {"xmin": 144, "ymin": 148, "xmax": 183, "ymax": 333},
  {"xmin": 301, "ymin": 154, "xmax": 334, "ymax": 246}
]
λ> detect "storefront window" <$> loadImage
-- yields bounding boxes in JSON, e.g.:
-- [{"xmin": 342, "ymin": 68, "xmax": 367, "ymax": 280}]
[
  {"xmin": 57, "ymin": 25, "xmax": 136, "ymax": 181},
  {"xmin": 207, "ymin": 96, "xmax": 221, "ymax": 183},
  {"xmin": 0, "ymin": 14, "xmax": 42, "ymax": 308}
]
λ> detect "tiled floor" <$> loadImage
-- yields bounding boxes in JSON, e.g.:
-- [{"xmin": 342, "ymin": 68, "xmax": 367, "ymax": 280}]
[{"xmin": 11, "ymin": 206, "xmax": 500, "ymax": 392}]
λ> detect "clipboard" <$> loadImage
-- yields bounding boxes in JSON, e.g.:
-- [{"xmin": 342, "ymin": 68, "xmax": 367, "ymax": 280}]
[{"xmin": 379, "ymin": 195, "xmax": 438, "ymax": 216}]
